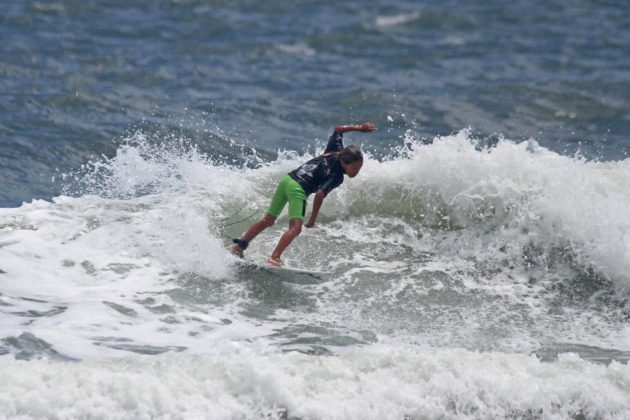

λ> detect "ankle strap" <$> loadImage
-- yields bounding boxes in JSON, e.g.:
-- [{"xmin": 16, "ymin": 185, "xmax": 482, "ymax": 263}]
[{"xmin": 232, "ymin": 238, "xmax": 249, "ymax": 250}]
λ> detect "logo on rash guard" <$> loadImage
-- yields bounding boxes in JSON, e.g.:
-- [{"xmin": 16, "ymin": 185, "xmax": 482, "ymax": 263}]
[{"xmin": 295, "ymin": 162, "xmax": 318, "ymax": 178}]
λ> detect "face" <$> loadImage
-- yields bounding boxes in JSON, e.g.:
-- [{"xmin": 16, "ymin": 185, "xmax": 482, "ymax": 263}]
[{"xmin": 342, "ymin": 160, "xmax": 363, "ymax": 177}]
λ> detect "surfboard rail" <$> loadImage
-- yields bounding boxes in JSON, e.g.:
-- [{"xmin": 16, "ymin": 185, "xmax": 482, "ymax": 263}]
[{"xmin": 240, "ymin": 258, "xmax": 331, "ymax": 284}]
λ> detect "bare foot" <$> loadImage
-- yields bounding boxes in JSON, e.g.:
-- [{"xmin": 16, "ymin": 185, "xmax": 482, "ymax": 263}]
[
  {"xmin": 229, "ymin": 244, "xmax": 244, "ymax": 258},
  {"xmin": 267, "ymin": 257, "xmax": 284, "ymax": 267}
]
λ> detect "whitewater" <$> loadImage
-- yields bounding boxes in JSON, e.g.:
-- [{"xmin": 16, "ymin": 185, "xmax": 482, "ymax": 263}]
[{"xmin": 1, "ymin": 130, "xmax": 630, "ymax": 419}]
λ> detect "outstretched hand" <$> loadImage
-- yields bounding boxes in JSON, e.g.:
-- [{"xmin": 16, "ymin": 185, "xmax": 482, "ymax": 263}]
[{"xmin": 358, "ymin": 122, "xmax": 377, "ymax": 132}]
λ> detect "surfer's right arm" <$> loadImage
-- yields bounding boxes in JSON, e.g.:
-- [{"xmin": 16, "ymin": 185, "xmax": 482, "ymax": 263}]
[{"xmin": 305, "ymin": 189, "xmax": 325, "ymax": 228}]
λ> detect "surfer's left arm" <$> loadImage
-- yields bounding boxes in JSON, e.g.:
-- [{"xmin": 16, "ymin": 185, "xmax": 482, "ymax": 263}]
[
  {"xmin": 334, "ymin": 122, "xmax": 377, "ymax": 133},
  {"xmin": 304, "ymin": 190, "xmax": 325, "ymax": 228},
  {"xmin": 324, "ymin": 122, "xmax": 378, "ymax": 154}
]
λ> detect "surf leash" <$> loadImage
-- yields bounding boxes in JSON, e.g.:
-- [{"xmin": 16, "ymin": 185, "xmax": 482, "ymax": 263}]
[{"xmin": 219, "ymin": 209, "xmax": 259, "ymax": 228}]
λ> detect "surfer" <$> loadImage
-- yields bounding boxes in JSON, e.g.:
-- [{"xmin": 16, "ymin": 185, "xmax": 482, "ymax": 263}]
[{"xmin": 230, "ymin": 122, "xmax": 377, "ymax": 266}]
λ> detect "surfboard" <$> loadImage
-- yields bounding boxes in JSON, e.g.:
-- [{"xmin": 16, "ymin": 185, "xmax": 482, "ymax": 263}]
[{"xmin": 241, "ymin": 259, "xmax": 332, "ymax": 285}]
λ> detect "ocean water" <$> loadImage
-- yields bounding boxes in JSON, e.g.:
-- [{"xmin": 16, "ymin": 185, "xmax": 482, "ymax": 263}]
[{"xmin": 1, "ymin": 1, "xmax": 630, "ymax": 419}]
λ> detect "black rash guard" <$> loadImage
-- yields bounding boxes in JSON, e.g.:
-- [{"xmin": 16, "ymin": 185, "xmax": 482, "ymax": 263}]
[
  {"xmin": 288, "ymin": 131, "xmax": 345, "ymax": 196},
  {"xmin": 323, "ymin": 130, "xmax": 344, "ymax": 153}
]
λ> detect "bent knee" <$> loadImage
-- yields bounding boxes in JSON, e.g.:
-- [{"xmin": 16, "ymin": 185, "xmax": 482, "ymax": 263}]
[{"xmin": 262, "ymin": 216, "xmax": 276, "ymax": 227}]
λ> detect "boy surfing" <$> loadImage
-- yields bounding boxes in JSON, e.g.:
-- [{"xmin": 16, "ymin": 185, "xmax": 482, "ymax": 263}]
[{"xmin": 230, "ymin": 122, "xmax": 377, "ymax": 266}]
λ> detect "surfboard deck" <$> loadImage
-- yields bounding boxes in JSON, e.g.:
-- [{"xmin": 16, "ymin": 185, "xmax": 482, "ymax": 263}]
[{"xmin": 240, "ymin": 258, "xmax": 331, "ymax": 284}]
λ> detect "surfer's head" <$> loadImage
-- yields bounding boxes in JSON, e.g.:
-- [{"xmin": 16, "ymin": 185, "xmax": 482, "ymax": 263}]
[{"xmin": 338, "ymin": 145, "xmax": 363, "ymax": 177}]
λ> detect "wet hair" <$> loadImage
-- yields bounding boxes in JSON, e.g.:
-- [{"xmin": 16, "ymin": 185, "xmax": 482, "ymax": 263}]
[{"xmin": 336, "ymin": 145, "xmax": 363, "ymax": 164}]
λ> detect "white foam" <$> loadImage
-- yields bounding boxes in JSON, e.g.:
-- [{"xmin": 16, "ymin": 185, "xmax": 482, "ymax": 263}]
[
  {"xmin": 274, "ymin": 42, "xmax": 316, "ymax": 57},
  {"xmin": 375, "ymin": 11, "xmax": 421, "ymax": 27},
  {"xmin": 0, "ymin": 346, "xmax": 628, "ymax": 419}
]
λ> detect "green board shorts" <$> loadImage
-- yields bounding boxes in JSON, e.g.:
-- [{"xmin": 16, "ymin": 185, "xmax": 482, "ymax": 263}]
[{"xmin": 267, "ymin": 175, "xmax": 307, "ymax": 220}]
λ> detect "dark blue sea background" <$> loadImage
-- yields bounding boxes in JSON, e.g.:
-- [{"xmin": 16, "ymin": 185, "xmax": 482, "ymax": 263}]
[{"xmin": 1, "ymin": 0, "xmax": 628, "ymax": 207}]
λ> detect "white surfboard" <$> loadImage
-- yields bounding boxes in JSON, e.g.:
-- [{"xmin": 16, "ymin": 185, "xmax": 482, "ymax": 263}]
[{"xmin": 241, "ymin": 259, "xmax": 331, "ymax": 284}]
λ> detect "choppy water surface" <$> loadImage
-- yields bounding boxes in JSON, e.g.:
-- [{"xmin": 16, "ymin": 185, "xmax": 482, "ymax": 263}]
[{"xmin": 1, "ymin": 0, "xmax": 630, "ymax": 418}]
